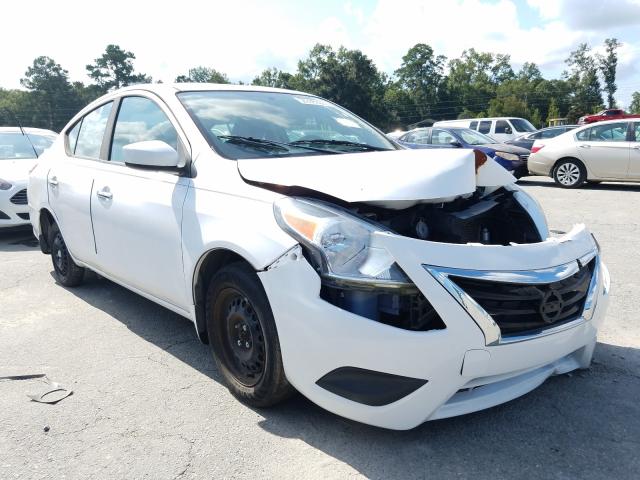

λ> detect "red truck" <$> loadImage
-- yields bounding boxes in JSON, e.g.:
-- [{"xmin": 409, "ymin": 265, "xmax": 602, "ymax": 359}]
[{"xmin": 578, "ymin": 109, "xmax": 640, "ymax": 125}]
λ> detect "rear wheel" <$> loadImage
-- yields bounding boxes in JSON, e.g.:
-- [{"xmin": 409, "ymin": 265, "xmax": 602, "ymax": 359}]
[
  {"xmin": 206, "ymin": 263, "xmax": 293, "ymax": 407},
  {"xmin": 553, "ymin": 159, "xmax": 586, "ymax": 188},
  {"xmin": 49, "ymin": 224, "xmax": 85, "ymax": 287}
]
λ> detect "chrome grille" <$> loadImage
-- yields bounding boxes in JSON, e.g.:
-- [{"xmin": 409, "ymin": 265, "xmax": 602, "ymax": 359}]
[{"xmin": 450, "ymin": 260, "xmax": 594, "ymax": 336}]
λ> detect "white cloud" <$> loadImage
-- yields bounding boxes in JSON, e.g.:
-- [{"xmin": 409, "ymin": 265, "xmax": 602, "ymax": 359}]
[{"xmin": 1, "ymin": 0, "xmax": 638, "ymax": 106}]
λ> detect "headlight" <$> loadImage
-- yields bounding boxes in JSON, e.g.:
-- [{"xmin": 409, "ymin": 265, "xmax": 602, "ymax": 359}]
[
  {"xmin": 273, "ymin": 197, "xmax": 413, "ymax": 290},
  {"xmin": 494, "ymin": 151, "xmax": 520, "ymax": 161},
  {"xmin": 0, "ymin": 178, "xmax": 13, "ymax": 190}
]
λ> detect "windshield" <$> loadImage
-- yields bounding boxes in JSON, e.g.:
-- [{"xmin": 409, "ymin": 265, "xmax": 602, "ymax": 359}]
[
  {"xmin": 0, "ymin": 132, "xmax": 55, "ymax": 160},
  {"xmin": 177, "ymin": 91, "xmax": 395, "ymax": 159},
  {"xmin": 456, "ymin": 128, "xmax": 497, "ymax": 145},
  {"xmin": 509, "ymin": 118, "xmax": 536, "ymax": 133}
]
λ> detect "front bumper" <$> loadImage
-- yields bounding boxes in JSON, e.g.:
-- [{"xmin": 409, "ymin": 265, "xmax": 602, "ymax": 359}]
[
  {"xmin": 259, "ymin": 225, "xmax": 609, "ymax": 430},
  {"xmin": 0, "ymin": 182, "xmax": 30, "ymax": 228}
]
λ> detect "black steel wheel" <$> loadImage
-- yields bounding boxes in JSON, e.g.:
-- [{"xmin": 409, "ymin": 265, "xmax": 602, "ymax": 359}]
[
  {"xmin": 49, "ymin": 224, "xmax": 85, "ymax": 287},
  {"xmin": 206, "ymin": 263, "xmax": 293, "ymax": 407}
]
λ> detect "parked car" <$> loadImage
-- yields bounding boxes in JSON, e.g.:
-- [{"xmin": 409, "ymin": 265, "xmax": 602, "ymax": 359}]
[
  {"xmin": 505, "ymin": 125, "xmax": 579, "ymax": 151},
  {"xmin": 397, "ymin": 127, "xmax": 530, "ymax": 177},
  {"xmin": 528, "ymin": 119, "xmax": 640, "ymax": 188},
  {"xmin": 0, "ymin": 127, "xmax": 57, "ymax": 228},
  {"xmin": 578, "ymin": 109, "xmax": 640, "ymax": 125},
  {"xmin": 29, "ymin": 84, "xmax": 609, "ymax": 430},
  {"xmin": 433, "ymin": 117, "xmax": 536, "ymax": 142}
]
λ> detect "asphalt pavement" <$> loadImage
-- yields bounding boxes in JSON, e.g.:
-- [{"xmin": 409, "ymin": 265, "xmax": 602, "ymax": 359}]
[{"xmin": 1, "ymin": 176, "xmax": 638, "ymax": 479}]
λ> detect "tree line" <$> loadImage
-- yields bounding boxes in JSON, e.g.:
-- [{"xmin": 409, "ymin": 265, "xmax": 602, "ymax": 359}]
[{"xmin": 1, "ymin": 40, "xmax": 639, "ymax": 133}]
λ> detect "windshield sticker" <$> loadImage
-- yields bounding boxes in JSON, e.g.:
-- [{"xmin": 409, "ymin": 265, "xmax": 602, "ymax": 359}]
[
  {"xmin": 292, "ymin": 96, "xmax": 332, "ymax": 107},
  {"xmin": 335, "ymin": 117, "xmax": 361, "ymax": 129}
]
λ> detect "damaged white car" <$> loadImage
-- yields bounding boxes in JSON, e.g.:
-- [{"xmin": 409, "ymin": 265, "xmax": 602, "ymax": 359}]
[{"xmin": 28, "ymin": 85, "xmax": 610, "ymax": 430}]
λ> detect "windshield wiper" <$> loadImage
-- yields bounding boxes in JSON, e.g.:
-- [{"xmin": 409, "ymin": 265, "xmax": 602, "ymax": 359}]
[
  {"xmin": 218, "ymin": 135, "xmax": 334, "ymax": 154},
  {"xmin": 290, "ymin": 139, "xmax": 391, "ymax": 151}
]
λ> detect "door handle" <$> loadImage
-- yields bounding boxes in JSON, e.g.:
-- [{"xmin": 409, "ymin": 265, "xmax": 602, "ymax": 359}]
[
  {"xmin": 579, "ymin": 144, "xmax": 590, "ymax": 149},
  {"xmin": 97, "ymin": 189, "xmax": 113, "ymax": 200},
  {"xmin": 48, "ymin": 176, "xmax": 58, "ymax": 186},
  {"xmin": 633, "ymin": 145, "xmax": 640, "ymax": 150}
]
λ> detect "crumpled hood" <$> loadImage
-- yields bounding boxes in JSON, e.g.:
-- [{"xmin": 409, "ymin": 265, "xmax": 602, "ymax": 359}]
[
  {"xmin": 0, "ymin": 159, "xmax": 37, "ymax": 183},
  {"xmin": 238, "ymin": 149, "xmax": 515, "ymax": 208}
]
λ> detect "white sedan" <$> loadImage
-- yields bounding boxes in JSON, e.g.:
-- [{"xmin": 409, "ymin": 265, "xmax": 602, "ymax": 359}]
[
  {"xmin": 528, "ymin": 119, "xmax": 640, "ymax": 187},
  {"xmin": 28, "ymin": 84, "xmax": 609, "ymax": 429},
  {"xmin": 0, "ymin": 127, "xmax": 57, "ymax": 228}
]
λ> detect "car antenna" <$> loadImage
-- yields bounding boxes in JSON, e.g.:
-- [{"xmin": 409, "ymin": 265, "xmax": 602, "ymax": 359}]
[{"xmin": 3, "ymin": 107, "xmax": 39, "ymax": 158}]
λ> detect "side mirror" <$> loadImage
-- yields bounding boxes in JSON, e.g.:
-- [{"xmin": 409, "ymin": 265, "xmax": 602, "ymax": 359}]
[
  {"xmin": 449, "ymin": 140, "xmax": 463, "ymax": 148},
  {"xmin": 123, "ymin": 140, "xmax": 180, "ymax": 168},
  {"xmin": 505, "ymin": 127, "xmax": 513, "ymax": 134}
]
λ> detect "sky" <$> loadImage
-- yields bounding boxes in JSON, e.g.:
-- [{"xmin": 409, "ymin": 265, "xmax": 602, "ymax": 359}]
[{"xmin": 3, "ymin": 0, "xmax": 640, "ymax": 107}]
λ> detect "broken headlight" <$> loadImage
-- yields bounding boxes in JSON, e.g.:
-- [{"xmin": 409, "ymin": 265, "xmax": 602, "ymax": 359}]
[{"xmin": 274, "ymin": 197, "xmax": 413, "ymax": 290}]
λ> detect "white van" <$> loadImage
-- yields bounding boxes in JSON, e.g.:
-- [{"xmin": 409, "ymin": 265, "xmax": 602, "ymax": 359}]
[{"xmin": 433, "ymin": 117, "xmax": 536, "ymax": 142}]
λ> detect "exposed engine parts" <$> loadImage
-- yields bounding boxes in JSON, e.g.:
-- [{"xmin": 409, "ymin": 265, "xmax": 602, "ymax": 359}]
[{"xmin": 352, "ymin": 188, "xmax": 542, "ymax": 245}]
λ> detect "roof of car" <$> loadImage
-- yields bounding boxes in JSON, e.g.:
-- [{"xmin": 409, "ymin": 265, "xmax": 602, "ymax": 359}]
[
  {"xmin": 0, "ymin": 126, "xmax": 58, "ymax": 136},
  {"xmin": 116, "ymin": 82, "xmax": 310, "ymax": 96}
]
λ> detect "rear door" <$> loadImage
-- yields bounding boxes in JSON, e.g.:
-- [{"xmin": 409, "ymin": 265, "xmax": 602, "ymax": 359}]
[
  {"xmin": 574, "ymin": 122, "xmax": 631, "ymax": 178},
  {"xmin": 47, "ymin": 101, "xmax": 114, "ymax": 264},
  {"xmin": 89, "ymin": 94, "xmax": 191, "ymax": 310}
]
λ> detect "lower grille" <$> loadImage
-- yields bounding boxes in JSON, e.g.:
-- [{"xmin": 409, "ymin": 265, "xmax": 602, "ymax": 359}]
[
  {"xmin": 10, "ymin": 189, "xmax": 28, "ymax": 205},
  {"xmin": 451, "ymin": 260, "xmax": 594, "ymax": 336},
  {"xmin": 17, "ymin": 213, "xmax": 30, "ymax": 220}
]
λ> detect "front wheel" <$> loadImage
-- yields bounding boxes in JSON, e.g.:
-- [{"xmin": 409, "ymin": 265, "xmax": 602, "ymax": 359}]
[
  {"xmin": 206, "ymin": 263, "xmax": 293, "ymax": 407},
  {"xmin": 49, "ymin": 224, "xmax": 85, "ymax": 287},
  {"xmin": 553, "ymin": 159, "xmax": 586, "ymax": 188}
]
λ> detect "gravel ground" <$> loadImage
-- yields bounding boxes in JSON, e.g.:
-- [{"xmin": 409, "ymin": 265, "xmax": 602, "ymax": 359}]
[{"xmin": 1, "ymin": 176, "xmax": 639, "ymax": 480}]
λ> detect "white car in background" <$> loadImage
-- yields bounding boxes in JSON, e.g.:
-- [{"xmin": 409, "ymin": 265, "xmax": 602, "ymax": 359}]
[
  {"xmin": 433, "ymin": 117, "xmax": 536, "ymax": 142},
  {"xmin": 28, "ymin": 84, "xmax": 609, "ymax": 430},
  {"xmin": 528, "ymin": 119, "xmax": 640, "ymax": 188},
  {"xmin": 0, "ymin": 127, "xmax": 57, "ymax": 227}
]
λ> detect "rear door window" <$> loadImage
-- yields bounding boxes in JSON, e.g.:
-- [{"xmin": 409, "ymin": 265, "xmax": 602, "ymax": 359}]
[
  {"xmin": 74, "ymin": 102, "xmax": 113, "ymax": 159},
  {"xmin": 478, "ymin": 121, "xmax": 491, "ymax": 134},
  {"xmin": 577, "ymin": 123, "xmax": 628, "ymax": 142}
]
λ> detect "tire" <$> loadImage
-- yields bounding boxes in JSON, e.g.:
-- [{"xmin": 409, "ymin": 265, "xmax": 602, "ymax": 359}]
[
  {"xmin": 206, "ymin": 263, "xmax": 293, "ymax": 407},
  {"xmin": 553, "ymin": 159, "xmax": 586, "ymax": 188},
  {"xmin": 49, "ymin": 224, "xmax": 85, "ymax": 287}
]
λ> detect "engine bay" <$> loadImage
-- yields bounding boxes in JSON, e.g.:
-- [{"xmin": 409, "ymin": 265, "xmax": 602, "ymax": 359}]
[{"xmin": 351, "ymin": 188, "xmax": 542, "ymax": 245}]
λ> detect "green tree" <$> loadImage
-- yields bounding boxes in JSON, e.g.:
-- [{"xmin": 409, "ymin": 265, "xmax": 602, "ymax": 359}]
[
  {"xmin": 630, "ymin": 91, "xmax": 640, "ymax": 114},
  {"xmin": 445, "ymin": 49, "xmax": 513, "ymax": 118},
  {"xmin": 292, "ymin": 44, "xmax": 390, "ymax": 128},
  {"xmin": 564, "ymin": 43, "xmax": 603, "ymax": 122},
  {"xmin": 530, "ymin": 108, "xmax": 543, "ymax": 129},
  {"xmin": 251, "ymin": 68, "xmax": 292, "ymax": 88},
  {"xmin": 175, "ymin": 66, "xmax": 229, "ymax": 83},
  {"xmin": 546, "ymin": 98, "xmax": 561, "ymax": 124},
  {"xmin": 392, "ymin": 44, "xmax": 446, "ymax": 124},
  {"xmin": 20, "ymin": 56, "xmax": 82, "ymax": 131},
  {"xmin": 86, "ymin": 45, "xmax": 151, "ymax": 92},
  {"xmin": 598, "ymin": 38, "xmax": 622, "ymax": 108}
]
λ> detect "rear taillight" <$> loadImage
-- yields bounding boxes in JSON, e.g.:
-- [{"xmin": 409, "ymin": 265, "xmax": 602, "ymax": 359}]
[{"xmin": 531, "ymin": 144, "xmax": 544, "ymax": 154}]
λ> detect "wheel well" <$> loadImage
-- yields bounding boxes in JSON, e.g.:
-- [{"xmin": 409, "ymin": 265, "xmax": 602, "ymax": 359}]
[
  {"xmin": 552, "ymin": 157, "xmax": 585, "ymax": 176},
  {"xmin": 193, "ymin": 249, "xmax": 255, "ymax": 344},
  {"xmin": 39, "ymin": 209, "xmax": 56, "ymax": 254}
]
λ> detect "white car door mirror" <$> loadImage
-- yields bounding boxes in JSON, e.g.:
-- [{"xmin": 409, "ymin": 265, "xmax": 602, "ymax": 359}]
[{"xmin": 123, "ymin": 140, "xmax": 180, "ymax": 168}]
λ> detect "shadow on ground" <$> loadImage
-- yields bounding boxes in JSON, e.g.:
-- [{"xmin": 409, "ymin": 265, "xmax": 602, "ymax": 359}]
[
  {"xmin": 65, "ymin": 274, "xmax": 640, "ymax": 479},
  {"xmin": 0, "ymin": 226, "xmax": 39, "ymax": 252},
  {"xmin": 519, "ymin": 178, "xmax": 640, "ymax": 192}
]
